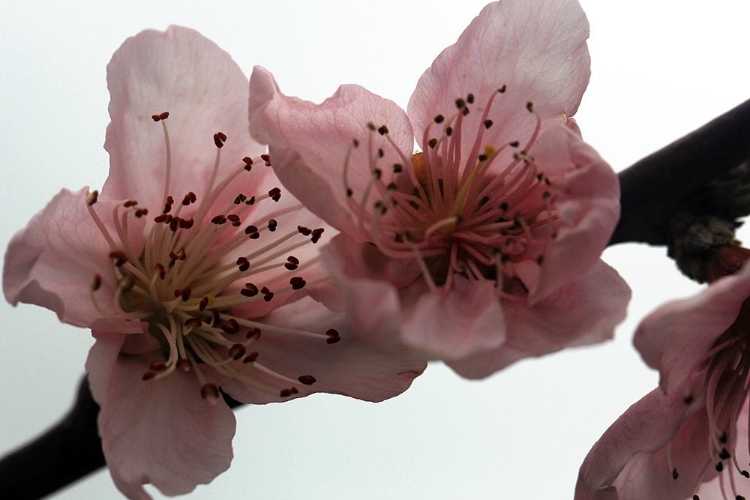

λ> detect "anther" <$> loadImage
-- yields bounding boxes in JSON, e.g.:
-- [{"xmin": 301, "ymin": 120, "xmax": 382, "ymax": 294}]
[
  {"xmin": 150, "ymin": 361, "xmax": 167, "ymax": 372},
  {"xmin": 311, "ymin": 228, "xmax": 324, "ymax": 244},
  {"xmin": 297, "ymin": 226, "xmax": 312, "ymax": 236},
  {"xmin": 446, "ymin": 126, "xmax": 453, "ymax": 136},
  {"xmin": 229, "ymin": 343, "xmax": 246, "ymax": 360},
  {"xmin": 366, "ymin": 122, "xmax": 376, "ymax": 131},
  {"xmin": 134, "ymin": 208, "xmax": 148, "ymax": 218},
  {"xmin": 434, "ymin": 115, "xmax": 444, "ymax": 124},
  {"xmin": 243, "ymin": 157, "xmax": 253, "ymax": 171},
  {"xmin": 179, "ymin": 218, "xmax": 194, "ymax": 229},
  {"xmin": 377, "ymin": 125, "xmax": 389, "ymax": 135},
  {"xmin": 509, "ymin": 141, "xmax": 520, "ymax": 148},
  {"xmin": 498, "ymin": 85, "xmax": 507, "ymax": 93},
  {"xmin": 455, "ymin": 98, "xmax": 466, "ymax": 109},
  {"xmin": 268, "ymin": 219, "xmax": 278, "ymax": 232},
  {"xmin": 279, "ymin": 387, "xmax": 299, "ymax": 398},
  {"xmin": 180, "ymin": 287, "xmax": 192, "ymax": 301},
  {"xmin": 298, "ymin": 375, "xmax": 316, "ymax": 385},
  {"xmin": 245, "ymin": 225, "xmax": 259, "ymax": 239},
  {"xmin": 163, "ymin": 196, "xmax": 174, "ymax": 214},
  {"xmin": 393, "ymin": 163, "xmax": 403, "ymax": 173},
  {"xmin": 484, "ymin": 120, "xmax": 493, "ymax": 129},
  {"xmin": 211, "ymin": 215, "xmax": 227, "ymax": 225},
  {"xmin": 326, "ymin": 329, "xmax": 341, "ymax": 344},
  {"xmin": 261, "ymin": 153, "xmax": 271, "ymax": 163},
  {"xmin": 184, "ymin": 317, "xmax": 202, "ymax": 328},
  {"xmin": 377, "ymin": 148, "xmax": 384, "ymax": 158},
  {"xmin": 743, "ymin": 470, "xmax": 750, "ymax": 478},
  {"xmin": 234, "ymin": 194, "xmax": 247, "ymax": 204},
  {"xmin": 346, "ymin": 188, "xmax": 353, "ymax": 197},
  {"xmin": 109, "ymin": 250, "xmax": 127, "ymax": 267},
  {"xmin": 672, "ymin": 468, "xmax": 679, "ymax": 480},
  {"xmin": 466, "ymin": 93, "xmax": 475, "ymax": 104},
  {"xmin": 142, "ymin": 371, "xmax": 156, "ymax": 381},
  {"xmin": 155, "ymin": 263, "xmax": 166, "ymax": 279},
  {"xmin": 201, "ymin": 383, "xmax": 220, "ymax": 404},
  {"xmin": 352, "ymin": 139, "xmax": 360, "ymax": 148},
  {"xmin": 86, "ymin": 190, "xmax": 99, "ymax": 206},
  {"xmin": 199, "ymin": 296, "xmax": 209, "ymax": 311},
  {"xmin": 526, "ymin": 102, "xmax": 534, "ymax": 112},
  {"xmin": 241, "ymin": 283, "xmax": 259, "ymax": 297},
  {"xmin": 169, "ymin": 217, "xmax": 180, "ymax": 232},
  {"xmin": 123, "ymin": 200, "xmax": 138, "ymax": 208},
  {"xmin": 243, "ymin": 351, "xmax": 259, "ymax": 363},
  {"xmin": 236, "ymin": 257, "xmax": 250, "ymax": 273},
  {"xmin": 227, "ymin": 214, "xmax": 241, "ymax": 227},
  {"xmin": 246, "ymin": 327, "xmax": 261, "ymax": 340},
  {"xmin": 261, "ymin": 287, "xmax": 274, "ymax": 302},
  {"xmin": 716, "ymin": 462, "xmax": 724, "ymax": 472},
  {"xmin": 428, "ymin": 138, "xmax": 438, "ymax": 149},
  {"xmin": 290, "ymin": 277, "xmax": 307, "ymax": 290},
  {"xmin": 285, "ymin": 256, "xmax": 300, "ymax": 270},
  {"xmin": 91, "ymin": 274, "xmax": 102, "ymax": 292},
  {"xmin": 268, "ymin": 187, "xmax": 282, "ymax": 202},
  {"xmin": 720, "ymin": 432, "xmax": 728, "ymax": 444}
]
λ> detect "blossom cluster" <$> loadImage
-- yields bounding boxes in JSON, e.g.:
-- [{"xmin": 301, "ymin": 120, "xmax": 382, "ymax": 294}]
[{"xmin": 3, "ymin": 1, "xmax": 746, "ymax": 499}]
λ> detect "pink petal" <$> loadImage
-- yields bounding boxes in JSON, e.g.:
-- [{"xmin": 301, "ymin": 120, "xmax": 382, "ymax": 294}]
[
  {"xmin": 87, "ymin": 333, "xmax": 236, "ymax": 498},
  {"xmin": 221, "ymin": 296, "xmax": 426, "ymax": 404},
  {"xmin": 575, "ymin": 378, "xmax": 710, "ymax": 500},
  {"xmin": 408, "ymin": 0, "xmax": 590, "ymax": 151},
  {"xmin": 449, "ymin": 260, "xmax": 629, "ymax": 379},
  {"xmin": 104, "ymin": 26, "xmax": 264, "ymax": 209},
  {"xmin": 634, "ymin": 262, "xmax": 750, "ymax": 392},
  {"xmin": 528, "ymin": 122, "xmax": 621, "ymax": 302},
  {"xmin": 400, "ymin": 276, "xmax": 506, "ymax": 359},
  {"xmin": 248, "ymin": 66, "xmax": 415, "ymax": 239},
  {"xmin": 3, "ymin": 188, "xmax": 144, "ymax": 331}
]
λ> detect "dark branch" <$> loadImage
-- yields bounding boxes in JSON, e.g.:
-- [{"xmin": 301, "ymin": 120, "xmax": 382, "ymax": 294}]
[{"xmin": 610, "ymin": 98, "xmax": 750, "ymax": 246}]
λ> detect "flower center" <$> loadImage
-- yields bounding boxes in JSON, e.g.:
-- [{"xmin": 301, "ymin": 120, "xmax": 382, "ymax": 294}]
[
  {"xmin": 86, "ymin": 112, "xmax": 337, "ymax": 403},
  {"xmin": 344, "ymin": 87, "xmax": 559, "ymax": 296}
]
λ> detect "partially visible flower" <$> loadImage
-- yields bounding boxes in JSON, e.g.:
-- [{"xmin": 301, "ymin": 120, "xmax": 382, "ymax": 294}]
[
  {"xmin": 3, "ymin": 27, "xmax": 424, "ymax": 498},
  {"xmin": 248, "ymin": 0, "xmax": 630, "ymax": 377},
  {"xmin": 576, "ymin": 259, "xmax": 750, "ymax": 500}
]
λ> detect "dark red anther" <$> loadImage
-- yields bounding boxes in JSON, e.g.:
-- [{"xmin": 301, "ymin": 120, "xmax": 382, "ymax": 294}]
[
  {"xmin": 155, "ymin": 263, "xmax": 166, "ymax": 279},
  {"xmin": 352, "ymin": 138, "xmax": 360, "ymax": 147},
  {"xmin": 213, "ymin": 132, "xmax": 226, "ymax": 148},
  {"xmin": 91, "ymin": 274, "xmax": 102, "ymax": 292},
  {"xmin": 169, "ymin": 250, "xmax": 179, "ymax": 262},
  {"xmin": 243, "ymin": 351, "xmax": 259, "ymax": 363},
  {"xmin": 169, "ymin": 217, "xmax": 180, "ymax": 232},
  {"xmin": 245, "ymin": 196, "xmax": 256, "ymax": 205},
  {"xmin": 428, "ymin": 138, "xmax": 438, "ymax": 149},
  {"xmin": 366, "ymin": 122, "xmax": 376, "ymax": 131},
  {"xmin": 220, "ymin": 321, "xmax": 237, "ymax": 335},
  {"xmin": 242, "ymin": 283, "xmax": 259, "ymax": 297},
  {"xmin": 142, "ymin": 371, "xmax": 156, "ymax": 381},
  {"xmin": 236, "ymin": 257, "xmax": 250, "ymax": 272},
  {"xmin": 311, "ymin": 228, "xmax": 324, "ymax": 244},
  {"xmin": 199, "ymin": 296, "xmax": 209, "ymax": 311},
  {"xmin": 211, "ymin": 214, "xmax": 227, "ymax": 225},
  {"xmin": 290, "ymin": 277, "xmax": 306, "ymax": 290},
  {"xmin": 466, "ymin": 93, "xmax": 475, "ymax": 104},
  {"xmin": 243, "ymin": 157, "xmax": 253, "ymax": 171},
  {"xmin": 498, "ymin": 85, "xmax": 507, "ymax": 93},
  {"xmin": 212, "ymin": 309, "xmax": 221, "ymax": 326},
  {"xmin": 260, "ymin": 153, "xmax": 270, "ymax": 163},
  {"xmin": 434, "ymin": 115, "xmax": 444, "ymax": 124},
  {"xmin": 180, "ymin": 287, "xmax": 192, "ymax": 301},
  {"xmin": 377, "ymin": 125, "xmax": 389, "ymax": 135},
  {"xmin": 135, "ymin": 208, "xmax": 148, "ymax": 218},
  {"xmin": 184, "ymin": 317, "xmax": 202, "ymax": 328},
  {"xmin": 123, "ymin": 200, "xmax": 138, "ymax": 208},
  {"xmin": 392, "ymin": 163, "xmax": 403, "ymax": 173},
  {"xmin": 177, "ymin": 359, "xmax": 192, "ymax": 372},
  {"xmin": 279, "ymin": 387, "xmax": 299, "ymax": 398},
  {"xmin": 182, "ymin": 194, "xmax": 192, "ymax": 205},
  {"xmin": 298, "ymin": 375, "xmax": 316, "ymax": 385},
  {"xmin": 154, "ymin": 214, "xmax": 169, "ymax": 223},
  {"xmin": 229, "ymin": 343, "xmax": 246, "ymax": 360},
  {"xmin": 227, "ymin": 214, "xmax": 241, "ymax": 227},
  {"xmin": 262, "ymin": 290, "xmax": 274, "ymax": 302},
  {"xmin": 234, "ymin": 194, "xmax": 247, "ymax": 204},
  {"xmin": 109, "ymin": 250, "xmax": 127, "ymax": 267},
  {"xmin": 268, "ymin": 187, "xmax": 281, "ymax": 202},
  {"xmin": 179, "ymin": 218, "xmax": 194, "ymax": 229},
  {"xmin": 326, "ymin": 328, "xmax": 341, "ymax": 344},
  {"xmin": 150, "ymin": 361, "xmax": 167, "ymax": 372},
  {"xmin": 285, "ymin": 256, "xmax": 299, "ymax": 270},
  {"xmin": 297, "ymin": 226, "xmax": 312, "ymax": 236},
  {"xmin": 86, "ymin": 190, "xmax": 99, "ymax": 206},
  {"xmin": 455, "ymin": 98, "xmax": 466, "ymax": 109},
  {"xmin": 151, "ymin": 114, "xmax": 161, "ymax": 122},
  {"xmin": 526, "ymin": 102, "xmax": 534, "ymax": 112},
  {"xmin": 201, "ymin": 383, "xmax": 220, "ymax": 402},
  {"xmin": 268, "ymin": 219, "xmax": 278, "ymax": 232},
  {"xmin": 246, "ymin": 327, "xmax": 261, "ymax": 339}
]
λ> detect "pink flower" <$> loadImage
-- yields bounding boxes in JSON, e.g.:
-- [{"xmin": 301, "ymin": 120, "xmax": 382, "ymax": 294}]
[
  {"xmin": 3, "ymin": 27, "xmax": 424, "ymax": 499},
  {"xmin": 576, "ymin": 261, "xmax": 750, "ymax": 500},
  {"xmin": 247, "ymin": 0, "xmax": 630, "ymax": 377}
]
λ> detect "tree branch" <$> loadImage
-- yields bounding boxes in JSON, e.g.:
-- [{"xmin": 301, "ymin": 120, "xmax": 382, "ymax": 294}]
[{"xmin": 609, "ymin": 97, "xmax": 750, "ymax": 246}]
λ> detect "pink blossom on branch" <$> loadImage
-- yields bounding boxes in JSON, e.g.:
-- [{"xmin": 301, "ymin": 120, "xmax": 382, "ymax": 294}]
[
  {"xmin": 576, "ymin": 260, "xmax": 750, "ymax": 500},
  {"xmin": 3, "ymin": 27, "xmax": 424, "ymax": 499},
  {"xmin": 248, "ymin": 0, "xmax": 630, "ymax": 378}
]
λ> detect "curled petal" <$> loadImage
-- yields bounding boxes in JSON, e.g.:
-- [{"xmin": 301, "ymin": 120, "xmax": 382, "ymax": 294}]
[
  {"xmin": 3, "ymin": 188, "xmax": 144, "ymax": 331},
  {"xmin": 248, "ymin": 66, "xmax": 415, "ymax": 240}
]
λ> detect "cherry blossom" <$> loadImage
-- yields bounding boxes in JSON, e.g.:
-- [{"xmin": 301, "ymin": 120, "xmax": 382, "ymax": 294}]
[
  {"xmin": 3, "ymin": 26, "xmax": 424, "ymax": 498},
  {"xmin": 248, "ymin": 0, "xmax": 630, "ymax": 377},
  {"xmin": 576, "ymin": 260, "xmax": 750, "ymax": 500}
]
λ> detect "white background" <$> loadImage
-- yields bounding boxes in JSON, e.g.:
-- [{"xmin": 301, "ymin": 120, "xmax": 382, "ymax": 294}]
[{"xmin": 1, "ymin": 1, "xmax": 749, "ymax": 498}]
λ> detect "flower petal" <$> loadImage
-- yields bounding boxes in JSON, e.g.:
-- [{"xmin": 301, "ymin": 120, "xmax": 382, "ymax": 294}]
[
  {"xmin": 104, "ymin": 26, "xmax": 263, "ymax": 209},
  {"xmin": 575, "ymin": 378, "xmax": 709, "ymax": 500},
  {"xmin": 3, "ymin": 188, "xmax": 144, "ymax": 331},
  {"xmin": 248, "ymin": 66, "xmax": 415, "ymax": 239},
  {"xmin": 87, "ymin": 333, "xmax": 236, "ymax": 498},
  {"xmin": 528, "ymin": 122, "xmax": 621, "ymax": 302},
  {"xmin": 449, "ymin": 260, "xmax": 629, "ymax": 378},
  {"xmin": 634, "ymin": 261, "xmax": 750, "ymax": 392},
  {"xmin": 221, "ymin": 296, "xmax": 426, "ymax": 404},
  {"xmin": 409, "ymin": 0, "xmax": 591, "ymax": 151},
  {"xmin": 400, "ymin": 276, "xmax": 506, "ymax": 359}
]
